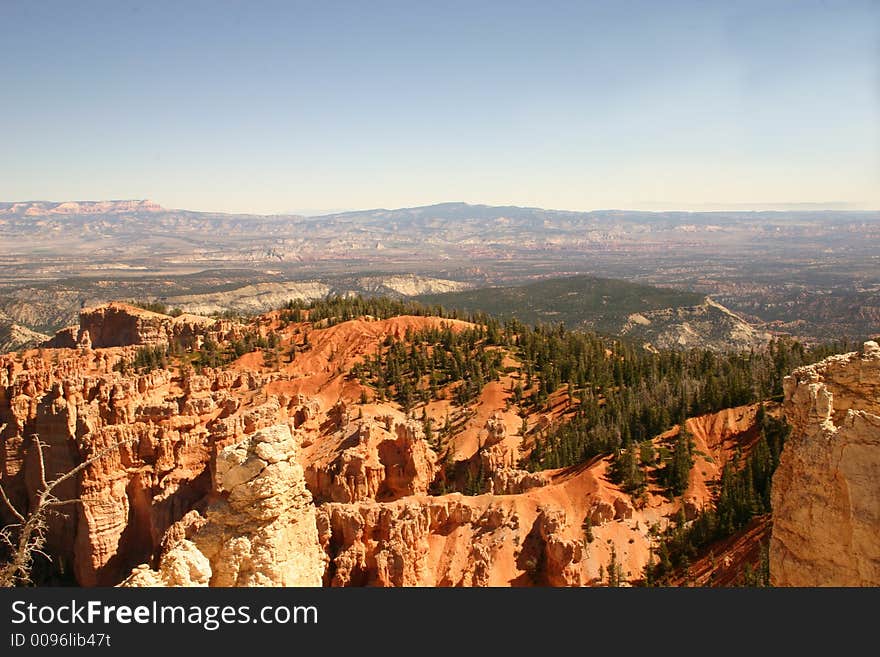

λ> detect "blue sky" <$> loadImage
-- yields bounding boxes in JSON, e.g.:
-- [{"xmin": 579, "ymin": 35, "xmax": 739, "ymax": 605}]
[{"xmin": 1, "ymin": 0, "xmax": 877, "ymax": 214}]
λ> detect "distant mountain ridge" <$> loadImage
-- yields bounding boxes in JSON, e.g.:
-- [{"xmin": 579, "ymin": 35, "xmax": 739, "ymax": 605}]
[
  {"xmin": 2, "ymin": 199, "xmax": 878, "ymax": 343},
  {"xmin": 4, "ymin": 200, "xmax": 876, "ymax": 262},
  {"xmin": 4, "ymin": 198, "xmax": 877, "ymax": 222}
]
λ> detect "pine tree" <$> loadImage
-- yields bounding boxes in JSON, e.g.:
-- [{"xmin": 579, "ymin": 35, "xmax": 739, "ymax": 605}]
[
  {"xmin": 612, "ymin": 441, "xmax": 644, "ymax": 493},
  {"xmin": 639, "ymin": 440, "xmax": 655, "ymax": 466},
  {"xmin": 582, "ymin": 516, "xmax": 594, "ymax": 544},
  {"xmin": 423, "ymin": 415, "xmax": 435, "ymax": 448},
  {"xmin": 606, "ymin": 546, "xmax": 622, "ymax": 587},
  {"xmin": 666, "ymin": 427, "xmax": 694, "ymax": 496}
]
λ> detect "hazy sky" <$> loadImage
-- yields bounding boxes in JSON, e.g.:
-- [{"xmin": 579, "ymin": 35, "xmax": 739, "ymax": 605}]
[{"xmin": 1, "ymin": 0, "xmax": 878, "ymax": 214}]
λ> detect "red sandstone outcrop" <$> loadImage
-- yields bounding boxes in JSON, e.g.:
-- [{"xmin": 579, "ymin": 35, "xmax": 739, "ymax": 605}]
[
  {"xmin": 315, "ymin": 401, "xmax": 773, "ymax": 587},
  {"xmin": 305, "ymin": 416, "xmax": 438, "ymax": 503},
  {"xmin": 0, "ymin": 346, "xmax": 285, "ymax": 585},
  {"xmin": 315, "ymin": 462, "xmax": 651, "ymax": 588},
  {"xmin": 317, "ymin": 495, "xmax": 526, "ymax": 586},
  {"xmin": 316, "ymin": 483, "xmax": 626, "ymax": 587},
  {"xmin": 43, "ymin": 303, "xmax": 243, "ymax": 350},
  {"xmin": 770, "ymin": 341, "xmax": 880, "ymax": 586}
]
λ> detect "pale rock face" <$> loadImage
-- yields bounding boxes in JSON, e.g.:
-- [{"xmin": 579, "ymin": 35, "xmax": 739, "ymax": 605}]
[
  {"xmin": 0, "ymin": 320, "xmax": 50, "ymax": 353},
  {"xmin": 478, "ymin": 413, "xmax": 546, "ymax": 494},
  {"xmin": 355, "ymin": 275, "xmax": 469, "ymax": 297},
  {"xmin": 121, "ymin": 540, "xmax": 212, "ymax": 587},
  {"xmin": 124, "ymin": 425, "xmax": 326, "ymax": 587},
  {"xmin": 164, "ymin": 281, "xmax": 333, "ymax": 317},
  {"xmin": 619, "ymin": 298, "xmax": 770, "ymax": 352},
  {"xmin": 770, "ymin": 342, "xmax": 880, "ymax": 586},
  {"xmin": 161, "ymin": 277, "xmax": 470, "ymax": 318},
  {"xmin": 489, "ymin": 467, "xmax": 547, "ymax": 495}
]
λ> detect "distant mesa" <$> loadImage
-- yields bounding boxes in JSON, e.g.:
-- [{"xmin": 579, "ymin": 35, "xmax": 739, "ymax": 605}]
[{"xmin": 0, "ymin": 199, "xmax": 165, "ymax": 216}]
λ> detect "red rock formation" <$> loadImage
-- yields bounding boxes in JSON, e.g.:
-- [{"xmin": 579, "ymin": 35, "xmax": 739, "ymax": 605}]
[
  {"xmin": 0, "ymin": 305, "xmax": 779, "ymax": 587},
  {"xmin": 77, "ymin": 304, "xmax": 172, "ymax": 348},
  {"xmin": 43, "ymin": 303, "xmax": 244, "ymax": 350},
  {"xmin": 0, "ymin": 312, "xmax": 285, "ymax": 585}
]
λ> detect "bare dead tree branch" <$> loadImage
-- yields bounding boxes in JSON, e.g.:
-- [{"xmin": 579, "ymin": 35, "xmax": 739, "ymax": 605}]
[
  {"xmin": 47, "ymin": 438, "xmax": 134, "ymax": 490},
  {"xmin": 0, "ymin": 434, "xmax": 138, "ymax": 587},
  {"xmin": 34, "ymin": 434, "xmax": 48, "ymax": 491},
  {"xmin": 0, "ymin": 482, "xmax": 25, "ymax": 524},
  {"xmin": 0, "ymin": 425, "xmax": 14, "ymax": 520},
  {"xmin": 41, "ymin": 498, "xmax": 84, "ymax": 509}
]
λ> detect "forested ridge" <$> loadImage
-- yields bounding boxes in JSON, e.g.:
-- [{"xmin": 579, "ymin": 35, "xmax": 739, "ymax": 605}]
[
  {"xmin": 295, "ymin": 296, "xmax": 850, "ymax": 584},
  {"xmin": 297, "ymin": 297, "xmax": 843, "ymax": 472}
]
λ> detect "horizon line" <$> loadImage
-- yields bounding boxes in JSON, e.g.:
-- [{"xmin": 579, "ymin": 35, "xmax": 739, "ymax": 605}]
[{"xmin": 2, "ymin": 198, "xmax": 878, "ymax": 217}]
